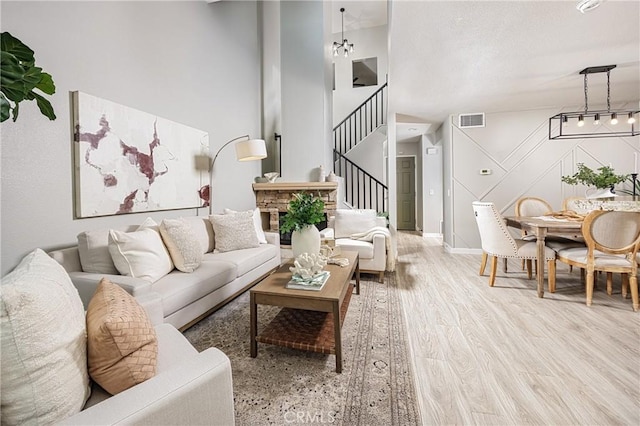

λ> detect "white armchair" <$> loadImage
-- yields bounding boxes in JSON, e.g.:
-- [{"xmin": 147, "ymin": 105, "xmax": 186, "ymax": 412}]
[{"xmin": 320, "ymin": 209, "xmax": 389, "ymax": 282}]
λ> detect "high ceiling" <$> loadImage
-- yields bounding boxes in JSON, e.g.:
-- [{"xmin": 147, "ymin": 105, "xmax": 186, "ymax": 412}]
[{"xmin": 388, "ymin": 0, "xmax": 640, "ymax": 129}]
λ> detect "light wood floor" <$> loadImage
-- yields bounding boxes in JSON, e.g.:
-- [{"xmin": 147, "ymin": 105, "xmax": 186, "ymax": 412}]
[{"xmin": 395, "ymin": 231, "xmax": 640, "ymax": 426}]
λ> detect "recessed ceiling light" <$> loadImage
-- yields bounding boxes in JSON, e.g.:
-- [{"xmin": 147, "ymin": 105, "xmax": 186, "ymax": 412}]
[{"xmin": 576, "ymin": 0, "xmax": 605, "ymax": 14}]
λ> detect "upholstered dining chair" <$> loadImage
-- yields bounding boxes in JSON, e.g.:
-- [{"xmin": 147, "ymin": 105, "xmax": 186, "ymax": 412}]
[
  {"xmin": 472, "ymin": 201, "xmax": 557, "ymax": 289},
  {"xmin": 555, "ymin": 210, "xmax": 640, "ymax": 311},
  {"xmin": 514, "ymin": 196, "xmax": 585, "ymax": 274},
  {"xmin": 515, "ymin": 197, "xmax": 553, "ymax": 271},
  {"xmin": 562, "ymin": 196, "xmax": 590, "ymax": 214}
]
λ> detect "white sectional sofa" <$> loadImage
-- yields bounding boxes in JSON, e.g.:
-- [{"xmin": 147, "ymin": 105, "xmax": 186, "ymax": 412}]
[
  {"xmin": 50, "ymin": 215, "xmax": 281, "ymax": 330},
  {"xmin": 2, "ymin": 247, "xmax": 236, "ymax": 425},
  {"xmin": 63, "ymin": 323, "xmax": 236, "ymax": 425}
]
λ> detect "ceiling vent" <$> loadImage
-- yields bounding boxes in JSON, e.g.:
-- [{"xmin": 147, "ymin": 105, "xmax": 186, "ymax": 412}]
[{"xmin": 459, "ymin": 113, "xmax": 485, "ymax": 128}]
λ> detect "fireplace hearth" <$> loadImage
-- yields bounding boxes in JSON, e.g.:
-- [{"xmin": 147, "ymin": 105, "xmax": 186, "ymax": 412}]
[{"xmin": 253, "ymin": 182, "xmax": 338, "ymax": 246}]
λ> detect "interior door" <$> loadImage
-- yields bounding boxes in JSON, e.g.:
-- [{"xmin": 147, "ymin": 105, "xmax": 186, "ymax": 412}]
[{"xmin": 396, "ymin": 157, "xmax": 416, "ymax": 230}]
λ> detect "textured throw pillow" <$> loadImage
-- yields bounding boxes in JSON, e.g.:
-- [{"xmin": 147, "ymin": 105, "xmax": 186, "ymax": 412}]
[
  {"xmin": 180, "ymin": 216, "xmax": 215, "ymax": 253},
  {"xmin": 108, "ymin": 227, "xmax": 174, "ymax": 282},
  {"xmin": 86, "ymin": 278, "xmax": 158, "ymax": 395},
  {"xmin": 77, "ymin": 229, "xmax": 119, "ymax": 274},
  {"xmin": 334, "ymin": 209, "xmax": 378, "ymax": 238},
  {"xmin": 159, "ymin": 218, "xmax": 203, "ymax": 272},
  {"xmin": 224, "ymin": 207, "xmax": 267, "ymax": 244},
  {"xmin": 1, "ymin": 249, "xmax": 90, "ymax": 425},
  {"xmin": 210, "ymin": 210, "xmax": 260, "ymax": 252}
]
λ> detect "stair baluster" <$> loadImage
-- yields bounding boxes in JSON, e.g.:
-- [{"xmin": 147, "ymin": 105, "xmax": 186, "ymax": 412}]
[{"xmin": 332, "ymin": 83, "xmax": 388, "ymax": 212}]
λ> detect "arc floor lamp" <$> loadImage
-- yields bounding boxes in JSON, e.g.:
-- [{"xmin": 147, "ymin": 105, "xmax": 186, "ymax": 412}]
[{"xmin": 205, "ymin": 135, "xmax": 267, "ymax": 214}]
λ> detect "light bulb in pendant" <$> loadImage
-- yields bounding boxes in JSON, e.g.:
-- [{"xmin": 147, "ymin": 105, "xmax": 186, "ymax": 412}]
[
  {"xmin": 593, "ymin": 113, "xmax": 600, "ymax": 125},
  {"xmin": 628, "ymin": 113, "xmax": 636, "ymax": 124},
  {"xmin": 577, "ymin": 115, "xmax": 585, "ymax": 127},
  {"xmin": 611, "ymin": 113, "xmax": 618, "ymax": 125}
]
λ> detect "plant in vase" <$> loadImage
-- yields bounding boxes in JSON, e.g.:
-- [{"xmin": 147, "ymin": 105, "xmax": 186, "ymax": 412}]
[
  {"xmin": 280, "ymin": 192, "xmax": 325, "ymax": 257},
  {"xmin": 561, "ymin": 163, "xmax": 629, "ymax": 199}
]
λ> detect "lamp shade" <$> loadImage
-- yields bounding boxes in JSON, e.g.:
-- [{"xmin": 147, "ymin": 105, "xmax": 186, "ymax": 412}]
[{"xmin": 235, "ymin": 138, "xmax": 267, "ymax": 161}]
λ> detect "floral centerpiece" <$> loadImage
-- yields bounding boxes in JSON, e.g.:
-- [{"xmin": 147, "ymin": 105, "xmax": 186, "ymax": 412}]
[{"xmin": 561, "ymin": 163, "xmax": 629, "ymax": 198}]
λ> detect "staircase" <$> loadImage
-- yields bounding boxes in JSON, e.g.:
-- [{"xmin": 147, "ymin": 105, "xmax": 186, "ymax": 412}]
[{"xmin": 333, "ymin": 83, "xmax": 388, "ymax": 212}]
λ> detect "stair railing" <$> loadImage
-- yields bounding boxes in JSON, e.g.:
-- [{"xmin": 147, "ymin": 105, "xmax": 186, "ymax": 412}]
[
  {"xmin": 334, "ymin": 149, "xmax": 387, "ymax": 213},
  {"xmin": 333, "ymin": 82, "xmax": 387, "ymax": 155}
]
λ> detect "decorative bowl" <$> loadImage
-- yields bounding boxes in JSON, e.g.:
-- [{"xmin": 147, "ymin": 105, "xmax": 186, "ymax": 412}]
[{"xmin": 264, "ymin": 172, "xmax": 279, "ymax": 183}]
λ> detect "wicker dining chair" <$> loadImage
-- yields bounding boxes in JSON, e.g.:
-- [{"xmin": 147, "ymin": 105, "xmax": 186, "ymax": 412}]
[
  {"xmin": 472, "ymin": 201, "xmax": 557, "ymax": 289},
  {"xmin": 556, "ymin": 210, "xmax": 640, "ymax": 311}
]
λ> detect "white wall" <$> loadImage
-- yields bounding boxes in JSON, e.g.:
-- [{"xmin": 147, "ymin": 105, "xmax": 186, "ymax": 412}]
[
  {"xmin": 1, "ymin": 1, "xmax": 263, "ymax": 275},
  {"xmin": 422, "ymin": 130, "xmax": 444, "ymax": 235},
  {"xmin": 443, "ymin": 103, "xmax": 640, "ymax": 251},
  {"xmin": 344, "ymin": 127, "xmax": 386, "ymax": 182},
  {"xmin": 333, "ymin": 25, "xmax": 388, "ymax": 126},
  {"xmin": 260, "ymin": 1, "xmax": 282, "ymax": 175},
  {"xmin": 279, "ymin": 0, "xmax": 333, "ymax": 182}
]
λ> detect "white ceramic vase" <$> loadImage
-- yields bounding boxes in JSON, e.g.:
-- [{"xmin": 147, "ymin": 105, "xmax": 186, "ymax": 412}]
[
  {"xmin": 291, "ymin": 225, "xmax": 321, "ymax": 258},
  {"xmin": 585, "ymin": 186, "xmax": 617, "ymax": 199}
]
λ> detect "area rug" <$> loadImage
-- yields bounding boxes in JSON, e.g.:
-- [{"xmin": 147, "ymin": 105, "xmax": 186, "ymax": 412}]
[{"xmin": 183, "ymin": 271, "xmax": 421, "ymax": 426}]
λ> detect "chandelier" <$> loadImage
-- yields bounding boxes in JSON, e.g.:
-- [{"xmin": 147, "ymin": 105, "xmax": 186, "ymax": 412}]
[
  {"xmin": 333, "ymin": 8, "xmax": 354, "ymax": 58},
  {"xmin": 549, "ymin": 65, "xmax": 639, "ymax": 140}
]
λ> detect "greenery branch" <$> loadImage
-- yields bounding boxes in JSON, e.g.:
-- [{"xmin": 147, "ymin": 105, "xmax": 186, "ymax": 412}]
[
  {"xmin": 1, "ymin": 32, "xmax": 56, "ymax": 123},
  {"xmin": 561, "ymin": 163, "xmax": 628, "ymax": 189},
  {"xmin": 617, "ymin": 176, "xmax": 640, "ymax": 196},
  {"xmin": 280, "ymin": 192, "xmax": 325, "ymax": 234}
]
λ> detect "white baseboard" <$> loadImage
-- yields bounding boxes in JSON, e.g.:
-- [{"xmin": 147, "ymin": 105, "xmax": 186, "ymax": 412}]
[
  {"xmin": 444, "ymin": 244, "xmax": 483, "ymax": 255},
  {"xmin": 422, "ymin": 233, "xmax": 442, "ymax": 238}
]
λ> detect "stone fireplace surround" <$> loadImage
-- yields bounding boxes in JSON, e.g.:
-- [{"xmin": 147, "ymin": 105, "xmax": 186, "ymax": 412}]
[{"xmin": 253, "ymin": 182, "xmax": 338, "ymax": 245}]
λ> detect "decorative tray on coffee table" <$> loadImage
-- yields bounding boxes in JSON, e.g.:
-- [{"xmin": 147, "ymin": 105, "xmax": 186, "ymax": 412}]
[{"xmin": 285, "ymin": 271, "xmax": 331, "ymax": 291}]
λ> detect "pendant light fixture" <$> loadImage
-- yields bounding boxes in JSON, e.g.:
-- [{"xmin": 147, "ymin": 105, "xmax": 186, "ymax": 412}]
[
  {"xmin": 549, "ymin": 65, "xmax": 639, "ymax": 139},
  {"xmin": 333, "ymin": 8, "xmax": 354, "ymax": 58}
]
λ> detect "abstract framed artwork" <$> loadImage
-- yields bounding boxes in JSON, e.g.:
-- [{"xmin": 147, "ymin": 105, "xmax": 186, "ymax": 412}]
[{"xmin": 72, "ymin": 91, "xmax": 209, "ymax": 218}]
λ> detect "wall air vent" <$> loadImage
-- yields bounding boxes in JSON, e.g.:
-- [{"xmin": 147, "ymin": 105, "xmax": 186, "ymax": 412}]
[{"xmin": 458, "ymin": 113, "xmax": 485, "ymax": 128}]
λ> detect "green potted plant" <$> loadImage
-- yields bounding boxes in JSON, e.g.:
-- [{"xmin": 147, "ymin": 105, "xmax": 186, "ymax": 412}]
[
  {"xmin": 280, "ymin": 192, "xmax": 325, "ymax": 257},
  {"xmin": 1, "ymin": 32, "xmax": 56, "ymax": 123},
  {"xmin": 561, "ymin": 163, "xmax": 629, "ymax": 198}
]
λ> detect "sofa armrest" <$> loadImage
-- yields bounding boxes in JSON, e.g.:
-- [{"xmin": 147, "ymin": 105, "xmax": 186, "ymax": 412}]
[
  {"xmin": 69, "ymin": 272, "xmax": 154, "ymax": 309},
  {"xmin": 62, "ymin": 347, "xmax": 235, "ymax": 426},
  {"xmin": 264, "ymin": 231, "xmax": 280, "ymax": 246},
  {"xmin": 49, "ymin": 246, "xmax": 83, "ymax": 273},
  {"xmin": 372, "ymin": 233, "xmax": 387, "ymax": 255},
  {"xmin": 320, "ymin": 228, "xmax": 334, "ymax": 239},
  {"xmin": 135, "ymin": 292, "xmax": 165, "ymax": 326}
]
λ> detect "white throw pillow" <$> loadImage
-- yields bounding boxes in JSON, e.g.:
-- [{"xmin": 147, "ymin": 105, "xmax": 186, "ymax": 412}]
[
  {"xmin": 77, "ymin": 229, "xmax": 119, "ymax": 274},
  {"xmin": 138, "ymin": 217, "xmax": 159, "ymax": 232},
  {"xmin": 108, "ymin": 228, "xmax": 174, "ymax": 282},
  {"xmin": 1, "ymin": 249, "xmax": 91, "ymax": 425},
  {"xmin": 224, "ymin": 207, "xmax": 267, "ymax": 244},
  {"xmin": 210, "ymin": 211, "xmax": 260, "ymax": 252},
  {"xmin": 159, "ymin": 218, "xmax": 203, "ymax": 273},
  {"xmin": 334, "ymin": 209, "xmax": 378, "ymax": 238}
]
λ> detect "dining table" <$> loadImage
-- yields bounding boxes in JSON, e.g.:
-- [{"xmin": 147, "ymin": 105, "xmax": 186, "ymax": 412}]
[{"xmin": 504, "ymin": 216, "xmax": 583, "ymax": 298}]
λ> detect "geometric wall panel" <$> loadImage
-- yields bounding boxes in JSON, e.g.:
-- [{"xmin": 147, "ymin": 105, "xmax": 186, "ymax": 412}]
[{"xmin": 447, "ymin": 107, "xmax": 640, "ymax": 250}]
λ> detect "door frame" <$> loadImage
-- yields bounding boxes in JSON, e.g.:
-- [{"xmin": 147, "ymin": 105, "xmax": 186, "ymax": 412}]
[{"xmin": 396, "ymin": 154, "xmax": 418, "ymax": 231}]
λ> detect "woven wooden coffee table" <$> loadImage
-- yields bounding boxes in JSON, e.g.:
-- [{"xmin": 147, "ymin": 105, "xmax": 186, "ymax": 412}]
[{"xmin": 250, "ymin": 251, "xmax": 359, "ymax": 373}]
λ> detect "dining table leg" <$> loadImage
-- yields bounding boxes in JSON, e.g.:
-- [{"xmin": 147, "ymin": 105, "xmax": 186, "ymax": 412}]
[{"xmin": 535, "ymin": 226, "xmax": 547, "ymax": 298}]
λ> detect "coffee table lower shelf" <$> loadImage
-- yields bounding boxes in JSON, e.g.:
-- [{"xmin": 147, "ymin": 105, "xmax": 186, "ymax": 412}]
[{"xmin": 256, "ymin": 284, "xmax": 354, "ymax": 356}]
